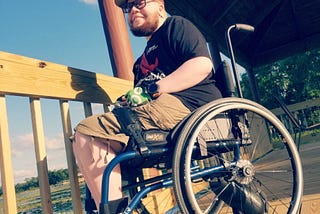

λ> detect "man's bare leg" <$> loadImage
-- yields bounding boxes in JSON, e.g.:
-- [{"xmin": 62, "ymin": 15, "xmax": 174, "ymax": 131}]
[{"xmin": 72, "ymin": 132, "xmax": 122, "ymax": 209}]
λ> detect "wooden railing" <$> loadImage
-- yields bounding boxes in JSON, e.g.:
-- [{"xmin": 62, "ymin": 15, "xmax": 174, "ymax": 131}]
[
  {"xmin": 271, "ymin": 98, "xmax": 320, "ymax": 134},
  {"xmin": 0, "ymin": 51, "xmax": 132, "ymax": 213}
]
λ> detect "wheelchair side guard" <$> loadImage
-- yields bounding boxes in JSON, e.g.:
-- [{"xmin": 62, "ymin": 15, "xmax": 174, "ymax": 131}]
[
  {"xmin": 113, "ymin": 107, "xmax": 171, "ymax": 154},
  {"xmin": 113, "ymin": 107, "xmax": 151, "ymax": 156},
  {"xmin": 112, "ymin": 106, "xmax": 177, "ymax": 171}
]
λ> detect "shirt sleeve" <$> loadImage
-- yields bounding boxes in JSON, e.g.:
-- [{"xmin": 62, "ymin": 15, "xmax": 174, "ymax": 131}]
[{"xmin": 169, "ymin": 17, "xmax": 211, "ymax": 63}]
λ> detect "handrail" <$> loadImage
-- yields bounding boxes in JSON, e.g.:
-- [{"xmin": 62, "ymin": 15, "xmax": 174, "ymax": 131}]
[
  {"xmin": 271, "ymin": 98, "xmax": 320, "ymax": 134},
  {"xmin": 0, "ymin": 51, "xmax": 132, "ymax": 103},
  {"xmin": 0, "ymin": 51, "xmax": 132, "ymax": 213}
]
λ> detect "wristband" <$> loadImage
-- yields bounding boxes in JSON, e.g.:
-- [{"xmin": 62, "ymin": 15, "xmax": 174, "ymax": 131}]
[
  {"xmin": 147, "ymin": 82, "xmax": 160, "ymax": 98},
  {"xmin": 147, "ymin": 82, "xmax": 158, "ymax": 94}
]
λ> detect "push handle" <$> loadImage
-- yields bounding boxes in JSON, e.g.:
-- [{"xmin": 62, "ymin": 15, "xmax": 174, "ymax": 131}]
[
  {"xmin": 234, "ymin": 24, "xmax": 255, "ymax": 32},
  {"xmin": 225, "ymin": 24, "xmax": 254, "ymax": 98}
]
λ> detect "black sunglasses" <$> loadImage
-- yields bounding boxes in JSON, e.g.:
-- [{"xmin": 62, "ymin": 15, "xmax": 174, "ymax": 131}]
[{"xmin": 121, "ymin": 0, "xmax": 147, "ymax": 13}]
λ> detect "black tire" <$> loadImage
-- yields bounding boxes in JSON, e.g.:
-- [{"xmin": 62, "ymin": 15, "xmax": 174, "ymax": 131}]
[{"xmin": 172, "ymin": 98, "xmax": 303, "ymax": 214}]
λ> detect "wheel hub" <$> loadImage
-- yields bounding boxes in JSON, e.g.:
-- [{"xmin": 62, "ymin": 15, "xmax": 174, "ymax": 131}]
[{"xmin": 230, "ymin": 159, "xmax": 254, "ymax": 184}]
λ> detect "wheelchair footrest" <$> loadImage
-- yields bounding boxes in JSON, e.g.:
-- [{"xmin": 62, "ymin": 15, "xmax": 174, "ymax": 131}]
[
  {"xmin": 85, "ymin": 198, "xmax": 97, "ymax": 212},
  {"xmin": 99, "ymin": 197, "xmax": 128, "ymax": 214}
]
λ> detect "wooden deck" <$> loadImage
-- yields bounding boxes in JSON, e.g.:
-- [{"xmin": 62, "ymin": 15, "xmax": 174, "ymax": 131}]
[{"xmin": 299, "ymin": 141, "xmax": 320, "ymax": 213}]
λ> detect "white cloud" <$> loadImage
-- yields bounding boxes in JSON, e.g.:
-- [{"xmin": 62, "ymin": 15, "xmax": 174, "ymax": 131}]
[
  {"xmin": 79, "ymin": 0, "xmax": 98, "ymax": 6},
  {"xmin": 14, "ymin": 133, "xmax": 34, "ymax": 148},
  {"xmin": 11, "ymin": 132, "xmax": 67, "ymax": 183},
  {"xmin": 12, "ymin": 132, "xmax": 65, "ymax": 153},
  {"xmin": 14, "ymin": 169, "xmax": 37, "ymax": 183},
  {"xmin": 45, "ymin": 133, "xmax": 65, "ymax": 150},
  {"xmin": 11, "ymin": 149, "xmax": 23, "ymax": 158},
  {"xmin": 47, "ymin": 162, "xmax": 68, "ymax": 171}
]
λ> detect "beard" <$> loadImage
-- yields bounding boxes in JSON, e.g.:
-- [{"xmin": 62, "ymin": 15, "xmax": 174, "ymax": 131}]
[{"xmin": 129, "ymin": 15, "xmax": 159, "ymax": 37}]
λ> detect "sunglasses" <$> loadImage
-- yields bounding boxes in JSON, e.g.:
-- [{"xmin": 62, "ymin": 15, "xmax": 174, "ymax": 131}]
[{"xmin": 121, "ymin": 0, "xmax": 148, "ymax": 13}]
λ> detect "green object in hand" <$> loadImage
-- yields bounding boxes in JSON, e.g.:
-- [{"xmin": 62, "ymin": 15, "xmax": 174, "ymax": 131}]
[{"xmin": 126, "ymin": 87, "xmax": 151, "ymax": 107}]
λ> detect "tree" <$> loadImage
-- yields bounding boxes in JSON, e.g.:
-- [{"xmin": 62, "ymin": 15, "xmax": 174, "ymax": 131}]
[
  {"xmin": 10, "ymin": 168, "xmax": 70, "ymax": 193},
  {"xmin": 241, "ymin": 49, "xmax": 320, "ymax": 109},
  {"xmin": 48, "ymin": 169, "xmax": 69, "ymax": 185}
]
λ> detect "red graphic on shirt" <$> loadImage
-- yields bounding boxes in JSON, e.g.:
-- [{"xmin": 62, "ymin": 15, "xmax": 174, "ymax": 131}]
[{"xmin": 140, "ymin": 53, "xmax": 158, "ymax": 76}]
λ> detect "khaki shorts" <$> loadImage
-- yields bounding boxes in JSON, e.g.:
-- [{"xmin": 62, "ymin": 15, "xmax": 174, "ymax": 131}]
[{"xmin": 75, "ymin": 93, "xmax": 191, "ymax": 147}]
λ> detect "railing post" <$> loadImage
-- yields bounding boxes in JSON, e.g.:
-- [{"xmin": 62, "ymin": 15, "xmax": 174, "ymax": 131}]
[
  {"xmin": 0, "ymin": 95, "xmax": 17, "ymax": 213},
  {"xmin": 60, "ymin": 100, "xmax": 82, "ymax": 213},
  {"xmin": 30, "ymin": 98, "xmax": 53, "ymax": 213},
  {"xmin": 98, "ymin": 0, "xmax": 134, "ymax": 81},
  {"xmin": 83, "ymin": 102, "xmax": 93, "ymax": 118}
]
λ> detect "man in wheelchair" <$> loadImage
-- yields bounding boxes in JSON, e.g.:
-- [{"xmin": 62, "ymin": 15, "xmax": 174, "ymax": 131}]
[{"xmin": 71, "ymin": 0, "xmax": 222, "ymax": 212}]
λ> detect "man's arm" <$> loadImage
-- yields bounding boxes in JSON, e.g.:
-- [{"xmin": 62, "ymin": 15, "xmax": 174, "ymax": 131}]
[{"xmin": 156, "ymin": 56, "xmax": 213, "ymax": 94}]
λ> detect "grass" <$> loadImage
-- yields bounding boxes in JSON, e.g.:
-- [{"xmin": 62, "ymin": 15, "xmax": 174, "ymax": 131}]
[
  {"xmin": 298, "ymin": 128, "xmax": 320, "ymax": 145},
  {"xmin": 0, "ymin": 180, "xmax": 87, "ymax": 213}
]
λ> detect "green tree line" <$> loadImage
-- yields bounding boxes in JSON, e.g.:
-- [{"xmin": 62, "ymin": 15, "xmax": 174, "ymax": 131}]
[
  {"xmin": 241, "ymin": 49, "xmax": 320, "ymax": 109},
  {"xmin": 0, "ymin": 168, "xmax": 69, "ymax": 196}
]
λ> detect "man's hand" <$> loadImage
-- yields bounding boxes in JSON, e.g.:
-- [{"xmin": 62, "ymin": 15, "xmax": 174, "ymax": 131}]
[
  {"xmin": 115, "ymin": 95, "xmax": 129, "ymax": 107},
  {"xmin": 125, "ymin": 87, "xmax": 152, "ymax": 107},
  {"xmin": 138, "ymin": 79, "xmax": 160, "ymax": 98}
]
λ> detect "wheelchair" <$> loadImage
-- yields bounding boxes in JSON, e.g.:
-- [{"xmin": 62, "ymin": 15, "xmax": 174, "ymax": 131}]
[{"xmin": 88, "ymin": 24, "xmax": 303, "ymax": 214}]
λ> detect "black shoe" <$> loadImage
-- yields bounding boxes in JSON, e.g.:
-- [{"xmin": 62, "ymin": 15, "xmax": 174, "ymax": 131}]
[{"xmin": 100, "ymin": 197, "xmax": 128, "ymax": 214}]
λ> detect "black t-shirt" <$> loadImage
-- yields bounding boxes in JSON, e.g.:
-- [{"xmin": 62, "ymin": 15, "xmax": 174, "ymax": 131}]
[{"xmin": 133, "ymin": 16, "xmax": 221, "ymax": 110}]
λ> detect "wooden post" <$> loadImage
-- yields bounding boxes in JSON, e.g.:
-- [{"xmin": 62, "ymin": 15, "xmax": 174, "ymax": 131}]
[
  {"xmin": 0, "ymin": 95, "xmax": 17, "ymax": 213},
  {"xmin": 98, "ymin": 0, "xmax": 134, "ymax": 81},
  {"xmin": 60, "ymin": 100, "xmax": 83, "ymax": 213},
  {"xmin": 30, "ymin": 98, "xmax": 53, "ymax": 213}
]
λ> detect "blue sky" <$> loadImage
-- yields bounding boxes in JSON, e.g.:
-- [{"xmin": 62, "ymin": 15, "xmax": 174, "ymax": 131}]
[{"xmin": 0, "ymin": 0, "xmax": 147, "ymax": 184}]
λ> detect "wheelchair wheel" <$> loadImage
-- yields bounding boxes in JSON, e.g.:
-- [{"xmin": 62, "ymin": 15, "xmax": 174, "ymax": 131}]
[{"xmin": 172, "ymin": 98, "xmax": 303, "ymax": 214}]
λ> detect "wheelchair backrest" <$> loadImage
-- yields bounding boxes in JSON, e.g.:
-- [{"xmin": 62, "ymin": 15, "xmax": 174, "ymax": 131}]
[{"xmin": 214, "ymin": 60, "xmax": 235, "ymax": 98}]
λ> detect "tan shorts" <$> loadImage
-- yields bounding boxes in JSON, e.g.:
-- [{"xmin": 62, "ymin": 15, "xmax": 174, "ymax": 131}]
[{"xmin": 75, "ymin": 93, "xmax": 191, "ymax": 147}]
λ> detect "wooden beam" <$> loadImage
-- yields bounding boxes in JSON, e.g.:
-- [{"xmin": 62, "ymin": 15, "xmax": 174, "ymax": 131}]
[
  {"xmin": 249, "ymin": 0, "xmax": 287, "ymax": 60},
  {"xmin": 0, "ymin": 51, "xmax": 132, "ymax": 103},
  {"xmin": 165, "ymin": 0, "xmax": 215, "ymax": 41},
  {"xmin": 207, "ymin": 0, "xmax": 239, "ymax": 27},
  {"xmin": 252, "ymin": 32, "xmax": 320, "ymax": 67}
]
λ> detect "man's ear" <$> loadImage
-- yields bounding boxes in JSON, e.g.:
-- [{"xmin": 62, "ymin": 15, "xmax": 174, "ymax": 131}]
[{"xmin": 158, "ymin": 3, "xmax": 164, "ymax": 13}]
